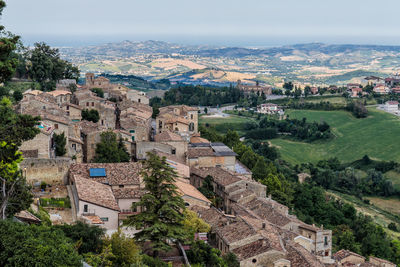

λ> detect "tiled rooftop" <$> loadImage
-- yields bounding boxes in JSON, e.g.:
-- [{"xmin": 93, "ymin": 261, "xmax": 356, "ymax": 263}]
[
  {"xmin": 155, "ymin": 131, "xmax": 183, "ymax": 142},
  {"xmin": 191, "ymin": 167, "xmax": 242, "ymax": 187},
  {"xmin": 112, "ymin": 188, "xmax": 144, "ymax": 199},
  {"xmin": 73, "ymin": 175, "xmax": 120, "ymax": 211},
  {"xmin": 70, "ymin": 162, "xmax": 142, "ymax": 186}
]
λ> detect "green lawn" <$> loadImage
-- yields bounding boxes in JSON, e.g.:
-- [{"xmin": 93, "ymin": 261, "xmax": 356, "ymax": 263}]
[{"xmin": 269, "ymin": 108, "xmax": 400, "ymax": 164}]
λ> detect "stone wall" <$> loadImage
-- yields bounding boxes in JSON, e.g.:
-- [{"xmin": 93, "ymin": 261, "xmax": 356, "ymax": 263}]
[{"xmin": 20, "ymin": 158, "xmax": 72, "ymax": 185}]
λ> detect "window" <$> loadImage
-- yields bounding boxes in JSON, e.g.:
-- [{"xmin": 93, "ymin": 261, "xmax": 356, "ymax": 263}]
[
  {"xmin": 54, "ymin": 124, "xmax": 58, "ymax": 129},
  {"xmin": 66, "ymin": 106, "xmax": 69, "ymax": 110},
  {"xmin": 72, "ymin": 144, "xmax": 76, "ymax": 150},
  {"xmin": 42, "ymin": 106, "xmax": 46, "ymax": 110},
  {"xmin": 191, "ymin": 114, "xmax": 193, "ymax": 119},
  {"xmin": 101, "ymin": 120, "xmax": 104, "ymax": 125},
  {"xmin": 325, "ymin": 251, "xmax": 329, "ymax": 256},
  {"xmin": 324, "ymin": 236, "xmax": 328, "ymax": 246},
  {"xmin": 83, "ymin": 204, "xmax": 88, "ymax": 213},
  {"xmin": 100, "ymin": 217, "xmax": 108, "ymax": 222},
  {"xmin": 189, "ymin": 122, "xmax": 195, "ymax": 131},
  {"xmin": 66, "ymin": 111, "xmax": 70, "ymax": 116},
  {"xmin": 119, "ymin": 185, "xmax": 124, "ymax": 188},
  {"xmin": 252, "ymin": 259, "xmax": 257, "ymax": 263},
  {"xmin": 138, "ymin": 98, "xmax": 141, "ymax": 103},
  {"xmin": 172, "ymin": 149, "xmax": 176, "ymax": 155},
  {"xmin": 92, "ymin": 102, "xmax": 94, "ymax": 106},
  {"xmin": 86, "ymin": 102, "xmax": 89, "ymax": 107}
]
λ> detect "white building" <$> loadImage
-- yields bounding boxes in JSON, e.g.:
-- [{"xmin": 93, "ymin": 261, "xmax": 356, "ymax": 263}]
[
  {"xmin": 384, "ymin": 101, "xmax": 399, "ymax": 113},
  {"xmin": 257, "ymin": 103, "xmax": 280, "ymax": 114}
]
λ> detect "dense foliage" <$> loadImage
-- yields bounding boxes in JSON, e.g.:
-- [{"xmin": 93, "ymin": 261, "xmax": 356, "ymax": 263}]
[
  {"xmin": 245, "ymin": 115, "xmax": 333, "ymax": 142},
  {"xmin": 187, "ymin": 241, "xmax": 239, "ymax": 267},
  {"xmin": 94, "ymin": 131, "xmax": 130, "ymax": 163},
  {"xmin": 53, "ymin": 132, "xmax": 67, "ymax": 156},
  {"xmin": 27, "ymin": 42, "xmax": 80, "ymax": 91},
  {"xmin": 0, "ymin": 220, "xmax": 82, "ymax": 266},
  {"xmin": 82, "ymin": 109, "xmax": 100, "ymax": 123},
  {"xmin": 90, "ymin": 88, "xmax": 104, "ymax": 98},
  {"xmin": 163, "ymin": 85, "xmax": 243, "ymax": 106}
]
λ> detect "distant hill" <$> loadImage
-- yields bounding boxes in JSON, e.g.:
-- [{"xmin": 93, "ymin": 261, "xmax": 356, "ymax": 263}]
[{"xmin": 61, "ymin": 40, "xmax": 400, "ymax": 86}]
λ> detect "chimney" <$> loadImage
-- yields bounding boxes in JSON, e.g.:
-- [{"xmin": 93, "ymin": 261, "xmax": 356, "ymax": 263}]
[
  {"xmin": 268, "ymin": 194, "xmax": 272, "ymax": 200},
  {"xmin": 321, "ymin": 224, "xmax": 323, "ymax": 230},
  {"xmin": 312, "ymin": 223, "xmax": 315, "ymax": 228}
]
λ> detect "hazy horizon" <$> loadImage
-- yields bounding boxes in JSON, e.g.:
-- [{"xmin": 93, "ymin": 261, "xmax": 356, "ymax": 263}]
[{"xmin": 3, "ymin": 0, "xmax": 400, "ymax": 48}]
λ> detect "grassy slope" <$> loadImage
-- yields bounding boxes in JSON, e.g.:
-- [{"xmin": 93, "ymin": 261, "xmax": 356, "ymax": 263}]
[
  {"xmin": 328, "ymin": 191, "xmax": 400, "ymax": 239},
  {"xmin": 270, "ymin": 108, "xmax": 400, "ymax": 164}
]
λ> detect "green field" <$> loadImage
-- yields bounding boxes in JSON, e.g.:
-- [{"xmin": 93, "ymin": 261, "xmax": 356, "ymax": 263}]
[
  {"xmin": 270, "ymin": 108, "xmax": 400, "ymax": 164},
  {"xmin": 199, "ymin": 114, "xmax": 256, "ymax": 136}
]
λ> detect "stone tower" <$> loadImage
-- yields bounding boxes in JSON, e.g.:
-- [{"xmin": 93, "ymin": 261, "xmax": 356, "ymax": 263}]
[{"xmin": 85, "ymin": 73, "xmax": 95, "ymax": 86}]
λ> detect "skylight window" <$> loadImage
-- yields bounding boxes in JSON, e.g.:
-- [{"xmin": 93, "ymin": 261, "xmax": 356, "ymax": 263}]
[{"xmin": 89, "ymin": 168, "xmax": 106, "ymax": 177}]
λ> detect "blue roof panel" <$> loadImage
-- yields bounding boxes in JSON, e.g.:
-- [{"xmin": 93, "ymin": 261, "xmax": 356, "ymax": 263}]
[{"xmin": 89, "ymin": 168, "xmax": 106, "ymax": 177}]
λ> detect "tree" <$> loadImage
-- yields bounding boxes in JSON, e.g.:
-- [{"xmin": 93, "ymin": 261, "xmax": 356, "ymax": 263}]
[
  {"xmin": 222, "ymin": 252, "xmax": 240, "ymax": 267},
  {"xmin": 28, "ymin": 42, "xmax": 79, "ymax": 91},
  {"xmin": 53, "ymin": 132, "xmax": 67, "ymax": 157},
  {"xmin": 186, "ymin": 240, "xmax": 227, "ymax": 267},
  {"xmin": 0, "ymin": 1, "xmax": 19, "ymax": 84},
  {"xmin": 91, "ymin": 88, "xmax": 104, "ymax": 98},
  {"xmin": 204, "ymin": 107, "xmax": 208, "ymax": 114},
  {"xmin": 223, "ymin": 130, "xmax": 240, "ymax": 148},
  {"xmin": 0, "ymin": 220, "xmax": 82, "ymax": 266},
  {"xmin": 94, "ymin": 131, "xmax": 130, "ymax": 163},
  {"xmin": 82, "ymin": 109, "xmax": 100, "ymax": 123},
  {"xmin": 12, "ymin": 90, "xmax": 23, "ymax": 102},
  {"xmin": 103, "ymin": 230, "xmax": 142, "ymax": 267},
  {"xmin": 55, "ymin": 221, "xmax": 105, "ymax": 254},
  {"xmin": 0, "ymin": 98, "xmax": 39, "ymax": 219},
  {"xmin": 182, "ymin": 209, "xmax": 210, "ymax": 239},
  {"xmin": 126, "ymin": 152, "xmax": 186, "ymax": 255},
  {"xmin": 252, "ymin": 158, "xmax": 269, "ymax": 181},
  {"xmin": 68, "ymin": 83, "xmax": 77, "ymax": 94}
]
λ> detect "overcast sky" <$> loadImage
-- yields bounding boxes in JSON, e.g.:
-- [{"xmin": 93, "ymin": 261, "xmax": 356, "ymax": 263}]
[{"xmin": 2, "ymin": 0, "xmax": 400, "ymax": 47}]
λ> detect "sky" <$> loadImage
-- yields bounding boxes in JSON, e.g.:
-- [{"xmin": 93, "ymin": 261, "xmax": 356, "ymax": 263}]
[{"xmin": 2, "ymin": 0, "xmax": 400, "ymax": 47}]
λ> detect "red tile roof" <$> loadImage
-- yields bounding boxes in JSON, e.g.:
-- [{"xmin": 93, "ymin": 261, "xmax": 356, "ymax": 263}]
[{"xmin": 73, "ymin": 175, "xmax": 120, "ymax": 211}]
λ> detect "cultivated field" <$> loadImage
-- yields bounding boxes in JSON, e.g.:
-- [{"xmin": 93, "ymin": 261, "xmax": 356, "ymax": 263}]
[{"xmin": 270, "ymin": 108, "xmax": 400, "ymax": 164}]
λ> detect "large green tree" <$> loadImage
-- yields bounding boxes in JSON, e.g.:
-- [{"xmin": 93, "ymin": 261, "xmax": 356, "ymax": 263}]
[
  {"xmin": 28, "ymin": 42, "xmax": 79, "ymax": 91},
  {"xmin": 94, "ymin": 131, "xmax": 130, "ymax": 163},
  {"xmin": 127, "ymin": 152, "xmax": 186, "ymax": 255},
  {"xmin": 0, "ymin": 98, "xmax": 39, "ymax": 219},
  {"xmin": 0, "ymin": 1, "xmax": 19, "ymax": 84}
]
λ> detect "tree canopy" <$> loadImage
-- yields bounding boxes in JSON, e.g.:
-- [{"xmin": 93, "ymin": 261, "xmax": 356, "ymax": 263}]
[
  {"xmin": 94, "ymin": 131, "xmax": 130, "ymax": 163},
  {"xmin": 126, "ymin": 152, "xmax": 186, "ymax": 255}
]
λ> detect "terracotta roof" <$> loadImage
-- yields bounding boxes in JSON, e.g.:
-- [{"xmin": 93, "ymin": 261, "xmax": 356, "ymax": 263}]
[
  {"xmin": 165, "ymin": 117, "xmax": 190, "ymax": 125},
  {"xmin": 216, "ymin": 218, "xmax": 257, "ymax": 245},
  {"xmin": 369, "ymin": 256, "xmax": 396, "ymax": 266},
  {"xmin": 386, "ymin": 101, "xmax": 399, "ymax": 105},
  {"xmin": 46, "ymin": 90, "xmax": 72, "ymax": 97},
  {"xmin": 83, "ymin": 215, "xmax": 104, "ymax": 224},
  {"xmin": 229, "ymin": 189, "xmax": 255, "ymax": 202},
  {"xmin": 286, "ymin": 241, "xmax": 324, "ymax": 267},
  {"xmin": 175, "ymin": 178, "xmax": 211, "ymax": 204},
  {"xmin": 191, "ymin": 167, "xmax": 242, "ymax": 187},
  {"xmin": 187, "ymin": 148, "xmax": 215, "ymax": 158},
  {"xmin": 70, "ymin": 162, "xmax": 142, "ymax": 186},
  {"xmin": 232, "ymin": 239, "xmax": 282, "ymax": 261},
  {"xmin": 190, "ymin": 136, "xmax": 210, "ymax": 144},
  {"xmin": 23, "ymin": 89, "xmax": 43, "ymax": 96},
  {"xmin": 241, "ymin": 198, "xmax": 292, "ymax": 227},
  {"xmin": 333, "ymin": 249, "xmax": 365, "ymax": 262},
  {"xmin": 112, "ymin": 188, "xmax": 144, "ymax": 199},
  {"xmin": 23, "ymin": 108, "xmax": 70, "ymax": 125},
  {"xmin": 196, "ymin": 207, "xmax": 230, "ymax": 229},
  {"xmin": 155, "ymin": 131, "xmax": 183, "ymax": 142},
  {"xmin": 359, "ymin": 263, "xmax": 375, "ymax": 267},
  {"xmin": 14, "ymin": 210, "xmax": 41, "ymax": 224},
  {"xmin": 73, "ymin": 175, "xmax": 120, "ymax": 211}
]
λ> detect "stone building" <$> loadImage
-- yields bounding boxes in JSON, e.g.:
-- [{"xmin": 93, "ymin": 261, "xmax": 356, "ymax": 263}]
[
  {"xmin": 46, "ymin": 90, "xmax": 72, "ymax": 105},
  {"xmin": 187, "ymin": 142, "xmax": 238, "ymax": 172},
  {"xmin": 126, "ymin": 89, "xmax": 149, "ymax": 105},
  {"xmin": 61, "ymin": 102, "xmax": 82, "ymax": 122},
  {"xmin": 237, "ymin": 80, "xmax": 272, "ymax": 95},
  {"xmin": 154, "ymin": 131, "xmax": 188, "ymax": 162},
  {"xmin": 156, "ymin": 105, "xmax": 198, "ymax": 137}
]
